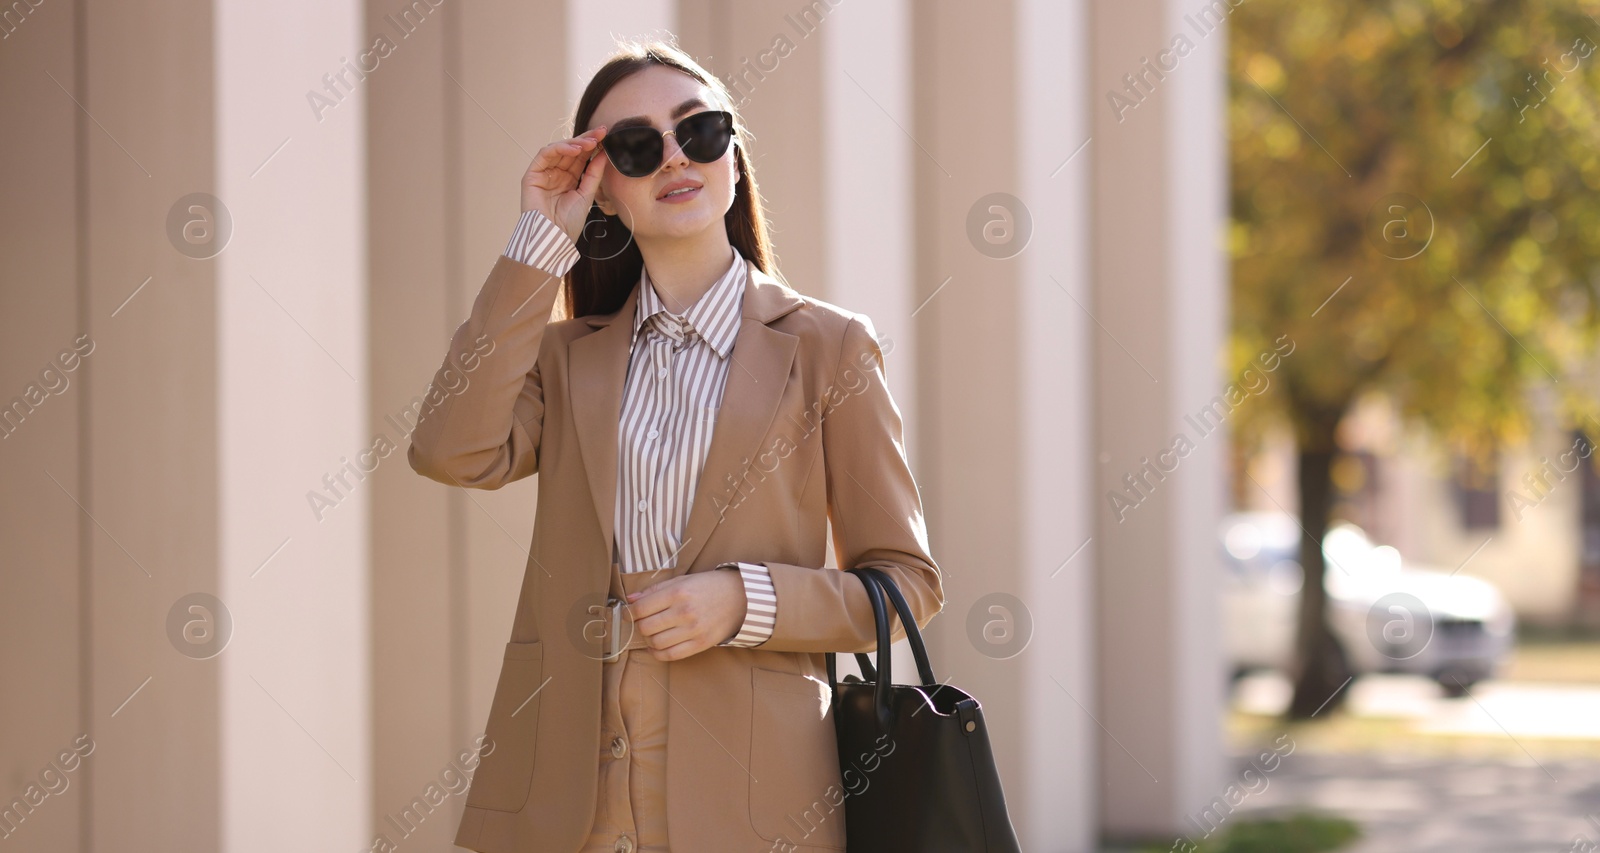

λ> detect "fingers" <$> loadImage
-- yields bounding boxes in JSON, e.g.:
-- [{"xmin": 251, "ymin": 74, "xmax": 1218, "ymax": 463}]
[
  {"xmin": 523, "ymin": 133, "xmax": 605, "ymax": 216},
  {"xmin": 636, "ymin": 617, "xmax": 706, "ymax": 660},
  {"xmin": 625, "ymin": 582, "xmax": 670, "ymax": 619},
  {"xmin": 527, "ymin": 127, "xmax": 606, "ymax": 183},
  {"xmin": 562, "ymin": 128, "xmax": 606, "ymax": 186},
  {"xmin": 576, "ymin": 144, "xmax": 608, "ymax": 201},
  {"xmin": 530, "ymin": 146, "xmax": 578, "ymax": 183},
  {"xmin": 551, "ymin": 127, "xmax": 605, "ymax": 166},
  {"xmin": 648, "ymin": 636, "xmax": 704, "ymax": 662},
  {"xmin": 626, "ymin": 585, "xmax": 686, "ymax": 641}
]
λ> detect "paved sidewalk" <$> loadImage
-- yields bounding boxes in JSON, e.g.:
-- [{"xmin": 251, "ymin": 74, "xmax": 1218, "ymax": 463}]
[
  {"xmin": 1170, "ymin": 673, "xmax": 1600, "ymax": 852},
  {"xmin": 1100, "ymin": 673, "xmax": 1600, "ymax": 851}
]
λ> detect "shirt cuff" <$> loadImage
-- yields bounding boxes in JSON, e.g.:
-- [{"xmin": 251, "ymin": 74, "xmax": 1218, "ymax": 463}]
[
  {"xmin": 715, "ymin": 562, "xmax": 776, "ymax": 648},
  {"xmin": 504, "ymin": 209, "xmax": 581, "ymax": 276}
]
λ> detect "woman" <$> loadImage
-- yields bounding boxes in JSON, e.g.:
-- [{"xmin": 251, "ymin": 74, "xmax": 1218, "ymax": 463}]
[{"xmin": 407, "ymin": 39, "xmax": 944, "ymax": 853}]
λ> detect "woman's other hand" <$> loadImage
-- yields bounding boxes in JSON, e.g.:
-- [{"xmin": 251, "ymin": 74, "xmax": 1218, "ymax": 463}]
[
  {"xmin": 625, "ymin": 570, "xmax": 747, "ymax": 661},
  {"xmin": 520, "ymin": 126, "xmax": 608, "ymax": 244}
]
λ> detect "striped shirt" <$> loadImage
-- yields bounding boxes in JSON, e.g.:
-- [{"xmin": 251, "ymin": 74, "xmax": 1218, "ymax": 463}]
[{"xmin": 504, "ymin": 209, "xmax": 776, "ymax": 648}]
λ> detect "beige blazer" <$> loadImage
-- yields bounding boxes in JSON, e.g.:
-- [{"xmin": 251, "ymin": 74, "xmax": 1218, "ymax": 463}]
[{"xmin": 407, "ymin": 252, "xmax": 946, "ymax": 853}]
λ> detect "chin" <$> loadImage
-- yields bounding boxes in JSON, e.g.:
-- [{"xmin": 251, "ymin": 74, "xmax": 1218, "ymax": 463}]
[{"xmin": 645, "ymin": 208, "xmax": 723, "ymax": 240}]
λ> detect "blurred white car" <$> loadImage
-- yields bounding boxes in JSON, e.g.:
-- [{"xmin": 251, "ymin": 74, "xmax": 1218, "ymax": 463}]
[{"xmin": 1220, "ymin": 511, "xmax": 1516, "ymax": 696}]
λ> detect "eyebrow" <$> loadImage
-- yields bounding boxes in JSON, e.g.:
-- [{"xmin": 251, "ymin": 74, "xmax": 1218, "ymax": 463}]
[{"xmin": 609, "ymin": 96, "xmax": 714, "ymax": 131}]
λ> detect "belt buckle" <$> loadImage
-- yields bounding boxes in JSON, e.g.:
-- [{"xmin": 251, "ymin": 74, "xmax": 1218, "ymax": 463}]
[{"xmin": 602, "ymin": 596, "xmax": 629, "ymax": 663}]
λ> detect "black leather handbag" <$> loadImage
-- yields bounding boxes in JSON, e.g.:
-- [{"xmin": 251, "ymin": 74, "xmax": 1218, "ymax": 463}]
[{"xmin": 825, "ymin": 567, "xmax": 1023, "ymax": 852}]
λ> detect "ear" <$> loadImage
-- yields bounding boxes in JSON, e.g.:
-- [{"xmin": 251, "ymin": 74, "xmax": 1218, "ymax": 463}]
[{"xmin": 596, "ymin": 187, "xmax": 615, "ymax": 217}]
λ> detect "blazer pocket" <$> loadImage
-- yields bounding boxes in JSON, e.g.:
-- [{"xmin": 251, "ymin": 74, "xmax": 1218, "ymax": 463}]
[
  {"xmin": 748, "ymin": 667, "xmax": 848, "ymax": 849},
  {"xmin": 466, "ymin": 641, "xmax": 546, "ymax": 812}
]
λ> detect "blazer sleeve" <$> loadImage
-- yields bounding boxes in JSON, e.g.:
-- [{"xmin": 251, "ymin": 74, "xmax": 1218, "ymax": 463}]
[
  {"xmin": 753, "ymin": 312, "xmax": 946, "ymax": 654},
  {"xmin": 406, "ymin": 210, "xmax": 576, "ymax": 489}
]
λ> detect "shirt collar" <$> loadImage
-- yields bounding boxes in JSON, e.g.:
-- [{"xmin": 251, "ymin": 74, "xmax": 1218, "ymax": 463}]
[{"xmin": 631, "ymin": 244, "xmax": 746, "ymax": 360}]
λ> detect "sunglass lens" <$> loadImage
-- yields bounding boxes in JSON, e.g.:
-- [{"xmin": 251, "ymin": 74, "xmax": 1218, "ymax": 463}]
[
  {"xmin": 602, "ymin": 127, "xmax": 663, "ymax": 178},
  {"xmin": 678, "ymin": 111, "xmax": 732, "ymax": 163}
]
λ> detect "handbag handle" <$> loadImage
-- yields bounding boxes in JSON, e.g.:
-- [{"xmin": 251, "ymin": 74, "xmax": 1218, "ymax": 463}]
[
  {"xmin": 856, "ymin": 567, "xmax": 937, "ymax": 687},
  {"xmin": 826, "ymin": 569, "xmax": 891, "ymax": 720},
  {"xmin": 825, "ymin": 568, "xmax": 938, "ymax": 731},
  {"xmin": 842, "ymin": 567, "xmax": 896, "ymax": 731}
]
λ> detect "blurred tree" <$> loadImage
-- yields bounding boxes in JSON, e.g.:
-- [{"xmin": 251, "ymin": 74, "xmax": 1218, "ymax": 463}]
[{"xmin": 1229, "ymin": 0, "xmax": 1600, "ymax": 718}]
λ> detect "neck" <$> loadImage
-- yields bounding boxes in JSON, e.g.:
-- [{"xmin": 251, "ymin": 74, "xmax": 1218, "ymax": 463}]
[{"xmin": 637, "ymin": 228, "xmax": 736, "ymax": 314}]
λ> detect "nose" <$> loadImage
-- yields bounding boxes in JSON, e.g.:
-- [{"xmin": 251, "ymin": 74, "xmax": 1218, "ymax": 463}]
[{"xmin": 660, "ymin": 130, "xmax": 690, "ymax": 170}]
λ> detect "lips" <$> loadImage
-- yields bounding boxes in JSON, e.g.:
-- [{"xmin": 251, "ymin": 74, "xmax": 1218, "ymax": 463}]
[{"xmin": 658, "ymin": 179, "xmax": 702, "ymax": 200}]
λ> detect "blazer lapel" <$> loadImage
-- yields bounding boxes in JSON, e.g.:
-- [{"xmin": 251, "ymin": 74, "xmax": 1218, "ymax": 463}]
[
  {"xmin": 568, "ymin": 281, "xmax": 640, "ymax": 571},
  {"xmin": 568, "ymin": 257, "xmax": 807, "ymax": 581}
]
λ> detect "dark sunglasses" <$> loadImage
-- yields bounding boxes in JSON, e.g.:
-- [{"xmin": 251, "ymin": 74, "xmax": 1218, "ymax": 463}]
[{"xmin": 598, "ymin": 110, "xmax": 736, "ymax": 178}]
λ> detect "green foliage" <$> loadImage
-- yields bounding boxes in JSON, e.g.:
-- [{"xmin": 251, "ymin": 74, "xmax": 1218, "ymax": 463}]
[
  {"xmin": 1134, "ymin": 812, "xmax": 1361, "ymax": 853},
  {"xmin": 1229, "ymin": 0, "xmax": 1600, "ymax": 460},
  {"xmin": 1208, "ymin": 812, "xmax": 1361, "ymax": 853}
]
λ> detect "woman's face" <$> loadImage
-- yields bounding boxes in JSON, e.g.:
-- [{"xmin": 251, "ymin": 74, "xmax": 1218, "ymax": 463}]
[{"xmin": 587, "ymin": 65, "xmax": 739, "ymax": 243}]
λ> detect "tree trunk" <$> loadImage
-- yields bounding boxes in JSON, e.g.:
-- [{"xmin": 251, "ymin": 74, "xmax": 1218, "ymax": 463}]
[{"xmin": 1286, "ymin": 413, "xmax": 1352, "ymax": 720}]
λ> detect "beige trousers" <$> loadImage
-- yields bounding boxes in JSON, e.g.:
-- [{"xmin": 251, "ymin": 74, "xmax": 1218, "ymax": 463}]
[{"xmin": 578, "ymin": 567, "xmax": 671, "ymax": 853}]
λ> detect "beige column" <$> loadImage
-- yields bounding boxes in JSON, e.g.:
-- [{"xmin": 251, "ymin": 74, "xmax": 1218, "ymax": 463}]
[
  {"xmin": 567, "ymin": 0, "xmax": 677, "ymax": 109},
  {"xmin": 1091, "ymin": 0, "xmax": 1230, "ymax": 842},
  {"xmin": 1012, "ymin": 1, "xmax": 1106, "ymax": 847},
  {"xmin": 3, "ymin": 0, "xmax": 376, "ymax": 848},
  {"xmin": 0, "ymin": 1, "xmax": 140, "ymax": 850},
  {"xmin": 214, "ymin": 0, "xmax": 372, "ymax": 849},
  {"xmin": 365, "ymin": 2, "xmax": 487, "ymax": 849},
  {"xmin": 904, "ymin": 0, "xmax": 1105, "ymax": 848},
  {"xmin": 0, "ymin": 0, "xmax": 229, "ymax": 847}
]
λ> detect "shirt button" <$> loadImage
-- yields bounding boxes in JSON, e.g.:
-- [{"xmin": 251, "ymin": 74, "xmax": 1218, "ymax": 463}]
[
  {"xmin": 614, "ymin": 836, "xmax": 634, "ymax": 853},
  {"xmin": 657, "ymin": 367, "xmax": 667, "ymax": 379},
  {"xmin": 647, "ymin": 429, "xmax": 659, "ymax": 440},
  {"xmin": 637, "ymin": 500, "xmax": 647, "ymax": 512},
  {"xmin": 610, "ymin": 736, "xmax": 628, "ymax": 759}
]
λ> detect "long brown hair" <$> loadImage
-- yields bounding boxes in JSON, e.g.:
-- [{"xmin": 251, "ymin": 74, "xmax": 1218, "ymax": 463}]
[{"xmin": 558, "ymin": 38, "xmax": 775, "ymax": 321}]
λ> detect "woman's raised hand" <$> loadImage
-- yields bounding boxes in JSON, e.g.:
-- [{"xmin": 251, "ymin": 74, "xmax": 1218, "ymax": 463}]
[{"xmin": 520, "ymin": 126, "xmax": 609, "ymax": 243}]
